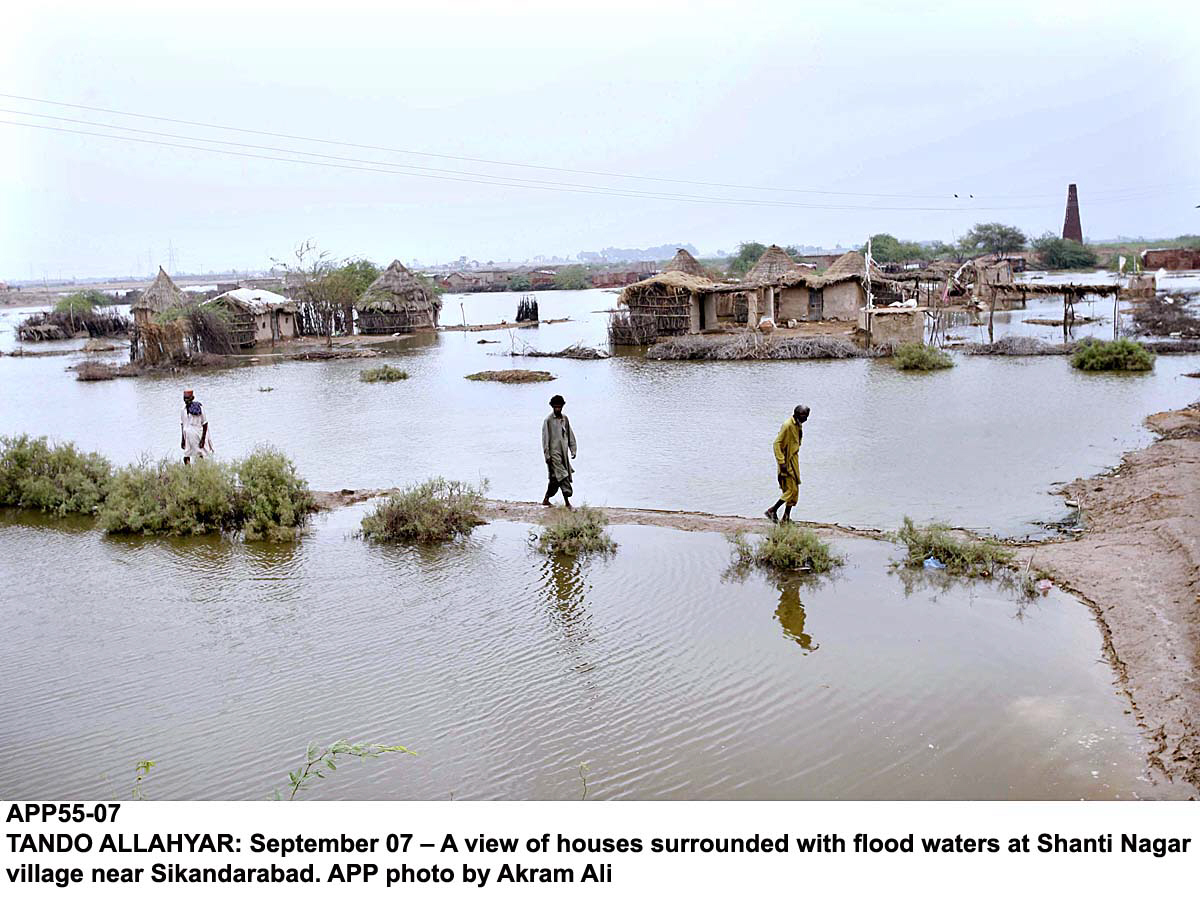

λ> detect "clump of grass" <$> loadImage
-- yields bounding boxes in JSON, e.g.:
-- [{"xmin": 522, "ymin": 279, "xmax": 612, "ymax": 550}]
[
  {"xmin": 233, "ymin": 447, "xmax": 314, "ymax": 541},
  {"xmin": 1070, "ymin": 338, "xmax": 1155, "ymax": 371},
  {"xmin": 360, "ymin": 478, "xmax": 486, "ymax": 543},
  {"xmin": 536, "ymin": 506, "xmax": 617, "ymax": 556},
  {"xmin": 894, "ymin": 516, "xmax": 1011, "ymax": 577},
  {"xmin": 0, "ymin": 435, "xmax": 113, "ymax": 516},
  {"xmin": 730, "ymin": 524, "xmax": 843, "ymax": 574},
  {"xmin": 892, "ymin": 342, "xmax": 954, "ymax": 371},
  {"xmin": 359, "ymin": 364, "xmax": 409, "ymax": 382},
  {"xmin": 465, "ymin": 369, "xmax": 555, "ymax": 383},
  {"xmin": 100, "ymin": 458, "xmax": 238, "ymax": 536}
]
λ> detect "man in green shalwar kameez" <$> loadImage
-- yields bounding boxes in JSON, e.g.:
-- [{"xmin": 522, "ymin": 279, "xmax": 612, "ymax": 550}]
[
  {"xmin": 541, "ymin": 394, "xmax": 577, "ymax": 509},
  {"xmin": 766, "ymin": 404, "xmax": 809, "ymax": 524}
]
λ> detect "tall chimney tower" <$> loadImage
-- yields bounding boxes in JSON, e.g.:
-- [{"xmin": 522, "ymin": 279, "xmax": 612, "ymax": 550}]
[{"xmin": 1062, "ymin": 183, "xmax": 1083, "ymax": 243}]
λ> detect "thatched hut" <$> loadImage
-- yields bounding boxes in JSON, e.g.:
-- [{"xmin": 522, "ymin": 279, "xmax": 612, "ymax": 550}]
[
  {"xmin": 661, "ymin": 248, "xmax": 708, "ymax": 277},
  {"xmin": 131, "ymin": 267, "xmax": 183, "ymax": 325},
  {"xmin": 774, "ymin": 251, "xmax": 903, "ymax": 322},
  {"xmin": 744, "ymin": 245, "xmax": 797, "ymax": 285},
  {"xmin": 357, "ymin": 260, "xmax": 441, "ymax": 334},
  {"xmin": 207, "ymin": 288, "xmax": 298, "ymax": 347},
  {"xmin": 610, "ymin": 271, "xmax": 716, "ymax": 343}
]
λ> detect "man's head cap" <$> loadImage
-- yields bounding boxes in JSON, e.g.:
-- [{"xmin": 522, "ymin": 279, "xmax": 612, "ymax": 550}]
[{"xmin": 184, "ymin": 389, "xmax": 194, "ymax": 396}]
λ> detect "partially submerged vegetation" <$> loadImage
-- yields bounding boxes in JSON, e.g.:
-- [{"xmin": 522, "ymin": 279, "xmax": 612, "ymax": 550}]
[
  {"xmin": 730, "ymin": 524, "xmax": 843, "ymax": 575},
  {"xmin": 648, "ymin": 333, "xmax": 870, "ymax": 361},
  {"xmin": 892, "ymin": 342, "xmax": 953, "ymax": 370},
  {"xmin": 536, "ymin": 506, "xmax": 617, "ymax": 556},
  {"xmin": 465, "ymin": 369, "xmax": 555, "ymax": 383},
  {"xmin": 17, "ymin": 291, "xmax": 131, "ymax": 342},
  {"xmin": 234, "ymin": 448, "xmax": 314, "ymax": 541},
  {"xmin": 274, "ymin": 739, "xmax": 413, "ymax": 801},
  {"xmin": 1071, "ymin": 338, "xmax": 1155, "ymax": 372},
  {"xmin": 359, "ymin": 364, "xmax": 409, "ymax": 382},
  {"xmin": 894, "ymin": 517, "xmax": 1011, "ymax": 578},
  {"xmin": 0, "ymin": 435, "xmax": 113, "ymax": 516},
  {"xmin": 359, "ymin": 478, "xmax": 486, "ymax": 543}
]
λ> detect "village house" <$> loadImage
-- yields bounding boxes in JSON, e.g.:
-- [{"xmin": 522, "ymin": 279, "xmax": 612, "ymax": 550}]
[
  {"xmin": 206, "ymin": 287, "xmax": 298, "ymax": 347},
  {"xmin": 1141, "ymin": 248, "xmax": 1200, "ymax": 271},
  {"xmin": 357, "ymin": 260, "xmax": 441, "ymax": 334}
]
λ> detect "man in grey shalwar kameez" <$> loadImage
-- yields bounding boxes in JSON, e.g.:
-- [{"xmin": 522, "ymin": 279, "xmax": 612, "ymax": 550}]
[{"xmin": 541, "ymin": 394, "xmax": 577, "ymax": 509}]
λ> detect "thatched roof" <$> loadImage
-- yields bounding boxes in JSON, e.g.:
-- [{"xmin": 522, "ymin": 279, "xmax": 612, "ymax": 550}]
[
  {"xmin": 358, "ymin": 260, "xmax": 439, "ymax": 313},
  {"xmin": 618, "ymin": 270, "xmax": 715, "ymax": 306},
  {"xmin": 662, "ymin": 248, "xmax": 707, "ymax": 277},
  {"xmin": 134, "ymin": 266, "xmax": 183, "ymax": 313},
  {"xmin": 744, "ymin": 245, "xmax": 796, "ymax": 284}
]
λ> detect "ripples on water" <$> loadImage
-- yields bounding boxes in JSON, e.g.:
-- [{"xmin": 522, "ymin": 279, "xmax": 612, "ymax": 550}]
[{"xmin": 0, "ymin": 510, "xmax": 1162, "ymax": 800}]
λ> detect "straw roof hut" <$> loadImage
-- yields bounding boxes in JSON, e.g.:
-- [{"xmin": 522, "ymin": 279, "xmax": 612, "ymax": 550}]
[
  {"xmin": 611, "ymin": 271, "xmax": 716, "ymax": 344},
  {"xmin": 132, "ymin": 267, "xmax": 183, "ymax": 323},
  {"xmin": 744, "ymin": 245, "xmax": 797, "ymax": 285},
  {"xmin": 661, "ymin": 248, "xmax": 707, "ymax": 277},
  {"xmin": 356, "ymin": 260, "xmax": 441, "ymax": 334}
]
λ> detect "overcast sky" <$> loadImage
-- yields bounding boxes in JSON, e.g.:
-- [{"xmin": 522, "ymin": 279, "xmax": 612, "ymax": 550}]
[{"xmin": 2, "ymin": 0, "xmax": 1196, "ymax": 279}]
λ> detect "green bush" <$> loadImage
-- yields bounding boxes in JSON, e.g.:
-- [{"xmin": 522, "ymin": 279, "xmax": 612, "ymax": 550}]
[
  {"xmin": 536, "ymin": 506, "xmax": 617, "ymax": 556},
  {"xmin": 893, "ymin": 342, "xmax": 953, "ymax": 371},
  {"xmin": 360, "ymin": 478, "xmax": 486, "ymax": 543},
  {"xmin": 0, "ymin": 435, "xmax": 113, "ymax": 515},
  {"xmin": 100, "ymin": 458, "xmax": 238, "ymax": 536},
  {"xmin": 730, "ymin": 525, "xmax": 842, "ymax": 574},
  {"xmin": 894, "ymin": 517, "xmax": 1011, "ymax": 577},
  {"xmin": 359, "ymin": 364, "xmax": 409, "ymax": 382},
  {"xmin": 1070, "ymin": 338, "xmax": 1155, "ymax": 372},
  {"xmin": 1032, "ymin": 234, "xmax": 1098, "ymax": 269},
  {"xmin": 234, "ymin": 447, "xmax": 313, "ymax": 541},
  {"xmin": 53, "ymin": 290, "xmax": 114, "ymax": 315}
]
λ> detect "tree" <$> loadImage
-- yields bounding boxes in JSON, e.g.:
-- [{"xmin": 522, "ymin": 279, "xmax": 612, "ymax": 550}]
[
  {"xmin": 863, "ymin": 233, "xmax": 924, "ymax": 264},
  {"xmin": 273, "ymin": 243, "xmax": 377, "ymax": 342},
  {"xmin": 1031, "ymin": 233, "xmax": 1098, "ymax": 270},
  {"xmin": 553, "ymin": 266, "xmax": 590, "ymax": 290},
  {"xmin": 507, "ymin": 274, "xmax": 532, "ymax": 291},
  {"xmin": 727, "ymin": 242, "xmax": 767, "ymax": 276},
  {"xmin": 959, "ymin": 223, "xmax": 1028, "ymax": 256}
]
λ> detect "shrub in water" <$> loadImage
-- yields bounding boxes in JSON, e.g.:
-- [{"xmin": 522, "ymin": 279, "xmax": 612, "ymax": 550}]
[
  {"xmin": 360, "ymin": 478, "xmax": 486, "ymax": 543},
  {"xmin": 892, "ymin": 342, "xmax": 953, "ymax": 371},
  {"xmin": 233, "ymin": 447, "xmax": 314, "ymax": 541},
  {"xmin": 0, "ymin": 435, "xmax": 113, "ymax": 515},
  {"xmin": 359, "ymin": 365, "xmax": 409, "ymax": 382},
  {"xmin": 730, "ymin": 525, "xmax": 842, "ymax": 574},
  {"xmin": 1070, "ymin": 338, "xmax": 1155, "ymax": 372},
  {"xmin": 894, "ymin": 516, "xmax": 1011, "ymax": 577},
  {"xmin": 100, "ymin": 458, "xmax": 238, "ymax": 536},
  {"xmin": 536, "ymin": 506, "xmax": 617, "ymax": 556}
]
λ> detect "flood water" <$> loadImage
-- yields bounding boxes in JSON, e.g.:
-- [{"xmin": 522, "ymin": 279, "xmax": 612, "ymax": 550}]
[
  {"xmin": 0, "ymin": 509, "xmax": 1165, "ymax": 799},
  {"xmin": 1, "ymin": 277, "xmax": 1198, "ymax": 799}
]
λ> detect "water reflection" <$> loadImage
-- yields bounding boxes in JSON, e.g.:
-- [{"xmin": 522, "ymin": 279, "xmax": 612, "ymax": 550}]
[
  {"xmin": 774, "ymin": 580, "xmax": 818, "ymax": 653},
  {"xmin": 537, "ymin": 550, "xmax": 595, "ymax": 668}
]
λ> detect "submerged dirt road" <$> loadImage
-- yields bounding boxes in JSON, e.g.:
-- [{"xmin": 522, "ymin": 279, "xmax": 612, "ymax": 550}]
[{"xmin": 1029, "ymin": 403, "xmax": 1200, "ymax": 795}]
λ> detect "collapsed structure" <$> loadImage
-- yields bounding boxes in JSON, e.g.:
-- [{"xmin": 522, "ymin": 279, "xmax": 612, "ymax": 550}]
[{"xmin": 206, "ymin": 288, "xmax": 298, "ymax": 347}]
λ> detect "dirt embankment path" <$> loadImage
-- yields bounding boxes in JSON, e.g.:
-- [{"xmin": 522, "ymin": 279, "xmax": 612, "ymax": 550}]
[{"xmin": 1027, "ymin": 403, "xmax": 1200, "ymax": 794}]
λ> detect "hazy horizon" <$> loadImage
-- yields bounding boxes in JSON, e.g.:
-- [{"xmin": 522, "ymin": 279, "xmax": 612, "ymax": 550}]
[{"xmin": 2, "ymin": 0, "xmax": 1197, "ymax": 281}]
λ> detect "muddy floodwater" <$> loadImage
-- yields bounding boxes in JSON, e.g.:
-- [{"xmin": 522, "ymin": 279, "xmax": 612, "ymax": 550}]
[
  {"xmin": 0, "ymin": 509, "xmax": 1163, "ymax": 799},
  {"xmin": 1, "ymin": 279, "xmax": 1198, "ymax": 799}
]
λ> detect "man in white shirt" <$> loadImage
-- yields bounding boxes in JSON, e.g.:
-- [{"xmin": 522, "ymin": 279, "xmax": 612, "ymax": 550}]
[{"xmin": 180, "ymin": 389, "xmax": 211, "ymax": 464}]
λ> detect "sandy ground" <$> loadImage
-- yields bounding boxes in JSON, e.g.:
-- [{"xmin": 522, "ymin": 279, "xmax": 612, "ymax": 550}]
[{"xmin": 1026, "ymin": 403, "xmax": 1200, "ymax": 795}]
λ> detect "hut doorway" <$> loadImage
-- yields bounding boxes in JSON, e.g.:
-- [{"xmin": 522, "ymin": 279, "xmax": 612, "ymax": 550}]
[{"xmin": 808, "ymin": 289, "xmax": 824, "ymax": 321}]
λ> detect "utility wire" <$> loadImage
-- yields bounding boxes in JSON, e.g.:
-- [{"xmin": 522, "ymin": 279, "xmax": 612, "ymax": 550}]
[
  {"xmin": 6, "ymin": 91, "xmax": 1187, "ymax": 203},
  {"xmin": 2, "ymin": 118, "xmax": 1088, "ymax": 212}
]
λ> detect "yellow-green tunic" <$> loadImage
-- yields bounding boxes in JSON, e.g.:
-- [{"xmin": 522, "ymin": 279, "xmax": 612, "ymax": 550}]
[{"xmin": 773, "ymin": 416, "xmax": 802, "ymax": 505}]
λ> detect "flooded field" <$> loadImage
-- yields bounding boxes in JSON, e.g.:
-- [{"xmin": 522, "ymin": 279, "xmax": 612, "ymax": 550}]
[
  {"xmin": 0, "ymin": 509, "xmax": 1164, "ymax": 799},
  {"xmin": 3, "ymin": 286, "xmax": 1199, "ymax": 535},
  {"xmin": 2, "ymin": 278, "xmax": 1198, "ymax": 800}
]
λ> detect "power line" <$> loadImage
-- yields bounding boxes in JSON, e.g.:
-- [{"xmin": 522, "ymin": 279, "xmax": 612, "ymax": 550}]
[
  {"xmin": 6, "ymin": 91, "xmax": 1186, "ymax": 203},
  {"xmin": 1, "ymin": 117, "xmax": 1082, "ymax": 212}
]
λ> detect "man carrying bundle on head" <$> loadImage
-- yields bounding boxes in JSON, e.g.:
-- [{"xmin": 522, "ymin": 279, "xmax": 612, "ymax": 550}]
[
  {"xmin": 541, "ymin": 394, "xmax": 577, "ymax": 509},
  {"xmin": 766, "ymin": 404, "xmax": 809, "ymax": 524},
  {"xmin": 180, "ymin": 389, "xmax": 212, "ymax": 464}
]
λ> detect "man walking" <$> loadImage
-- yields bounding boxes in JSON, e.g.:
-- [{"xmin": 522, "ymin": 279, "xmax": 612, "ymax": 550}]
[
  {"xmin": 541, "ymin": 394, "xmax": 577, "ymax": 509},
  {"xmin": 766, "ymin": 404, "xmax": 809, "ymax": 524},
  {"xmin": 180, "ymin": 389, "xmax": 212, "ymax": 464}
]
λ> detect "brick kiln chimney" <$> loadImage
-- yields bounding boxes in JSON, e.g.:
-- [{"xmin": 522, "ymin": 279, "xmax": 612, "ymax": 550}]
[{"xmin": 1062, "ymin": 183, "xmax": 1083, "ymax": 243}]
